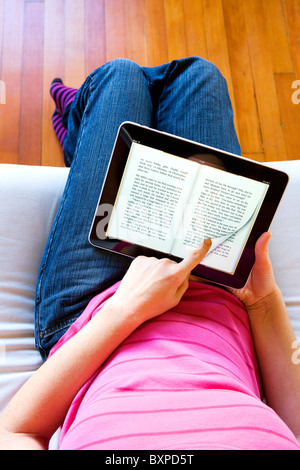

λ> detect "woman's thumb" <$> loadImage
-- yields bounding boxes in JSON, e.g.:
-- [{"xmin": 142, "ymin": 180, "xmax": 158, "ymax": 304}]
[{"xmin": 254, "ymin": 231, "xmax": 272, "ymax": 268}]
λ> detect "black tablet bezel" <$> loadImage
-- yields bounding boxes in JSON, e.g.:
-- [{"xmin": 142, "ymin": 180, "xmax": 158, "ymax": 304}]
[{"xmin": 89, "ymin": 122, "xmax": 289, "ymax": 288}]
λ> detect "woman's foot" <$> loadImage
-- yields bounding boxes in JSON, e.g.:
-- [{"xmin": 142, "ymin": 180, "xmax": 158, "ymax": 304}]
[
  {"xmin": 50, "ymin": 78, "xmax": 78, "ymax": 118},
  {"xmin": 50, "ymin": 78, "xmax": 78, "ymax": 150}
]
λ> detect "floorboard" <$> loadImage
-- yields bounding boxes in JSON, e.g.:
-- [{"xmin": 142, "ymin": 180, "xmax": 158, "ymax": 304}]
[{"xmin": 0, "ymin": 0, "xmax": 299, "ymax": 166}]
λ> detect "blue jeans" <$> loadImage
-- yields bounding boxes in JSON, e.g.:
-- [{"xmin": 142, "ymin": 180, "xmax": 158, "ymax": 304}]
[{"xmin": 34, "ymin": 57, "xmax": 240, "ymax": 360}]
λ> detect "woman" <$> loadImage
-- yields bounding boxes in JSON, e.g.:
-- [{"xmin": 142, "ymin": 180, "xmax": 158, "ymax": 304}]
[{"xmin": 0, "ymin": 57, "xmax": 299, "ymax": 450}]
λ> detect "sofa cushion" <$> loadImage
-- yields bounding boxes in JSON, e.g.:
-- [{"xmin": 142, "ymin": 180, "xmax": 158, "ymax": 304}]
[{"xmin": 0, "ymin": 160, "xmax": 299, "ymax": 417}]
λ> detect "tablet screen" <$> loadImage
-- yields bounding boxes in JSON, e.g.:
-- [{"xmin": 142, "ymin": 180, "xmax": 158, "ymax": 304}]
[
  {"xmin": 105, "ymin": 141, "xmax": 269, "ymax": 275},
  {"xmin": 89, "ymin": 122, "xmax": 288, "ymax": 288}
]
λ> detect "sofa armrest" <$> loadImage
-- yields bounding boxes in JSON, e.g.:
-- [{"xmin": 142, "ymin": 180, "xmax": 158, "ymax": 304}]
[
  {"xmin": 264, "ymin": 160, "xmax": 300, "ymax": 342},
  {"xmin": 0, "ymin": 164, "xmax": 69, "ymax": 413}
]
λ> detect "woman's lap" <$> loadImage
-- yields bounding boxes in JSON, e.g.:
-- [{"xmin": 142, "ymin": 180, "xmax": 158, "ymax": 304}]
[{"xmin": 34, "ymin": 57, "xmax": 240, "ymax": 359}]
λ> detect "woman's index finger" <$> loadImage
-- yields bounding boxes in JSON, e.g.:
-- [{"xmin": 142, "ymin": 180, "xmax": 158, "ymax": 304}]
[{"xmin": 178, "ymin": 239, "xmax": 212, "ymax": 275}]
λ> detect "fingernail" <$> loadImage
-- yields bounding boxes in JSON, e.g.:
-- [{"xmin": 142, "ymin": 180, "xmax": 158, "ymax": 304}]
[{"xmin": 203, "ymin": 238, "xmax": 212, "ymax": 248}]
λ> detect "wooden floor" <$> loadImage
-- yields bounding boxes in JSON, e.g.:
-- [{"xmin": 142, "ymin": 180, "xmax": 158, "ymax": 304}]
[{"xmin": 0, "ymin": 0, "xmax": 299, "ymax": 167}]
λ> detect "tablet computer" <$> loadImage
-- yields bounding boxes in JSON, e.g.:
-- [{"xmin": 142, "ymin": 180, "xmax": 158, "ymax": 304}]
[{"xmin": 89, "ymin": 122, "xmax": 289, "ymax": 288}]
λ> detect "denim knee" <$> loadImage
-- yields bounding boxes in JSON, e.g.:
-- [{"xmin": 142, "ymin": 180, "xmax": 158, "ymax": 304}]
[
  {"xmin": 105, "ymin": 57, "xmax": 143, "ymax": 72},
  {"xmin": 90, "ymin": 58, "xmax": 145, "ymax": 90},
  {"xmin": 184, "ymin": 56, "xmax": 228, "ymax": 90}
]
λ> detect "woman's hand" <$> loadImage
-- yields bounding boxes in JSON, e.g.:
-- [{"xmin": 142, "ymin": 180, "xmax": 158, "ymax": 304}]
[
  {"xmin": 109, "ymin": 239, "xmax": 212, "ymax": 323},
  {"xmin": 229, "ymin": 232, "xmax": 281, "ymax": 314}
]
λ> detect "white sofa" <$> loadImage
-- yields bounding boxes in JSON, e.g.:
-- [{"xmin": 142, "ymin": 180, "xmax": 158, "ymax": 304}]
[{"xmin": 0, "ymin": 161, "xmax": 299, "ymax": 444}]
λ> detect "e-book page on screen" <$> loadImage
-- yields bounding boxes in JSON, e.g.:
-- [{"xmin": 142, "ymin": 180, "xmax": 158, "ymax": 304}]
[{"xmin": 106, "ymin": 142, "xmax": 269, "ymax": 274}]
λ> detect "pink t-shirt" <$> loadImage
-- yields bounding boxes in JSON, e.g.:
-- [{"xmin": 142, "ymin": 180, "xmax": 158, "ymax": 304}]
[{"xmin": 50, "ymin": 281, "xmax": 300, "ymax": 450}]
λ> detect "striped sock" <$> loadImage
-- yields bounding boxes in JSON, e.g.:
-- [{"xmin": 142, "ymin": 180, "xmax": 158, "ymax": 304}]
[
  {"xmin": 51, "ymin": 110, "xmax": 68, "ymax": 150},
  {"xmin": 50, "ymin": 78, "xmax": 78, "ymax": 117},
  {"xmin": 50, "ymin": 78, "xmax": 77, "ymax": 150}
]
